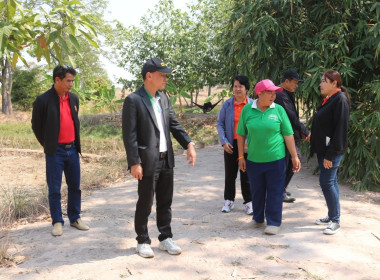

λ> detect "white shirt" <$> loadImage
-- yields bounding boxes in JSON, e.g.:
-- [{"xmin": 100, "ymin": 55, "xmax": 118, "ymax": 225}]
[{"xmin": 151, "ymin": 94, "xmax": 168, "ymax": 153}]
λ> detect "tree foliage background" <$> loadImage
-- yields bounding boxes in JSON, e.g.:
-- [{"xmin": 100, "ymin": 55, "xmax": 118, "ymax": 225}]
[
  {"xmin": 108, "ymin": 0, "xmax": 231, "ymax": 100},
  {"xmin": 222, "ymin": 0, "xmax": 380, "ymax": 190},
  {"xmin": 0, "ymin": 0, "xmax": 107, "ymax": 114},
  {"xmin": 1, "ymin": 0, "xmax": 379, "ymax": 190}
]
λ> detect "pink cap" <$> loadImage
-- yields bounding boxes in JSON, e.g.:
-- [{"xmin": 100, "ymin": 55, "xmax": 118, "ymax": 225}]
[{"xmin": 254, "ymin": 79, "xmax": 282, "ymax": 94}]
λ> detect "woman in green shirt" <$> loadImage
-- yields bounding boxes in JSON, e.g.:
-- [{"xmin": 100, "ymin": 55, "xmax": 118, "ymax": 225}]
[{"xmin": 237, "ymin": 79, "xmax": 301, "ymax": 235}]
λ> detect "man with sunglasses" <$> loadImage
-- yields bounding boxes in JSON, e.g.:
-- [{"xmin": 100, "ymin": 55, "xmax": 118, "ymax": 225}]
[
  {"xmin": 32, "ymin": 65, "xmax": 89, "ymax": 236},
  {"xmin": 122, "ymin": 57, "xmax": 196, "ymax": 258}
]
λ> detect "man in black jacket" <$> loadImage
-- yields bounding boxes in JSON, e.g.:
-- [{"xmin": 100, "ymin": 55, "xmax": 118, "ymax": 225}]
[
  {"xmin": 122, "ymin": 58, "xmax": 196, "ymax": 258},
  {"xmin": 32, "ymin": 65, "xmax": 89, "ymax": 236},
  {"xmin": 275, "ymin": 70, "xmax": 310, "ymax": 203}
]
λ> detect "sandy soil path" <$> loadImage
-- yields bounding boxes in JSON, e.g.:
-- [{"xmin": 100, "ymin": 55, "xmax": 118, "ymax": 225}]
[{"xmin": 1, "ymin": 145, "xmax": 380, "ymax": 280}]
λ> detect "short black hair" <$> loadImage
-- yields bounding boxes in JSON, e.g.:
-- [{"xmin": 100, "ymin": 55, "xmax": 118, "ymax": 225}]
[
  {"xmin": 53, "ymin": 65, "xmax": 77, "ymax": 82},
  {"xmin": 231, "ymin": 75, "xmax": 250, "ymax": 91}
]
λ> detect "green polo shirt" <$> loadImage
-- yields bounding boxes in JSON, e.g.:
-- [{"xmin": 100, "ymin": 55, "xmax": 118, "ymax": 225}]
[{"xmin": 237, "ymin": 100, "xmax": 294, "ymax": 163}]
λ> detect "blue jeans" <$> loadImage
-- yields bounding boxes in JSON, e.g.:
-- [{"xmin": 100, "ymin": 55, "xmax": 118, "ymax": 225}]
[
  {"xmin": 317, "ymin": 154, "xmax": 344, "ymax": 223},
  {"xmin": 45, "ymin": 144, "xmax": 81, "ymax": 225},
  {"xmin": 246, "ymin": 158, "xmax": 286, "ymax": 226}
]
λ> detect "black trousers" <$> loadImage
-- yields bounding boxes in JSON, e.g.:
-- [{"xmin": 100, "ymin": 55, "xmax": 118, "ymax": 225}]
[
  {"xmin": 284, "ymin": 144, "xmax": 301, "ymax": 190},
  {"xmin": 224, "ymin": 140, "xmax": 252, "ymax": 204},
  {"xmin": 135, "ymin": 156, "xmax": 173, "ymax": 244}
]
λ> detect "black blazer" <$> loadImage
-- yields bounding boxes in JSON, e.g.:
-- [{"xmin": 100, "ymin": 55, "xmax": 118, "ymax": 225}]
[
  {"xmin": 122, "ymin": 86, "xmax": 191, "ymax": 176},
  {"xmin": 31, "ymin": 86, "xmax": 81, "ymax": 155}
]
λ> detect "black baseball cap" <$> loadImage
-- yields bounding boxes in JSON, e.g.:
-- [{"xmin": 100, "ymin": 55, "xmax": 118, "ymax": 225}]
[
  {"xmin": 282, "ymin": 70, "xmax": 304, "ymax": 82},
  {"xmin": 141, "ymin": 57, "xmax": 175, "ymax": 78}
]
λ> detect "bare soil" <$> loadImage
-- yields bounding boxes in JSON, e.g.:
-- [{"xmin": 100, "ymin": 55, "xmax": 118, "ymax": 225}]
[{"xmin": 1, "ymin": 145, "xmax": 380, "ymax": 280}]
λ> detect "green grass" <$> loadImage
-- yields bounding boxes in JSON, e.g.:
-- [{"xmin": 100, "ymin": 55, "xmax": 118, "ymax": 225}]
[
  {"xmin": 0, "ymin": 123, "xmax": 34, "ymax": 137},
  {"xmin": 0, "ymin": 122, "xmax": 40, "ymax": 150},
  {"xmin": 0, "ymin": 110, "xmax": 219, "ymax": 153}
]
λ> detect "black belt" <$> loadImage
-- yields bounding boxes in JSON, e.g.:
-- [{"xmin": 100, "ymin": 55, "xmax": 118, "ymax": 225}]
[
  {"xmin": 58, "ymin": 142, "xmax": 74, "ymax": 149},
  {"xmin": 159, "ymin": 152, "xmax": 167, "ymax": 159}
]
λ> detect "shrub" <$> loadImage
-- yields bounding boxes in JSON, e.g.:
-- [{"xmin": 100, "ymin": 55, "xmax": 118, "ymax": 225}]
[{"xmin": 11, "ymin": 67, "xmax": 47, "ymax": 111}]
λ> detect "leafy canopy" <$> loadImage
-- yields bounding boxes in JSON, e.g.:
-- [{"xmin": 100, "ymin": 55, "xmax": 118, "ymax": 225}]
[{"xmin": 222, "ymin": 0, "xmax": 380, "ymax": 190}]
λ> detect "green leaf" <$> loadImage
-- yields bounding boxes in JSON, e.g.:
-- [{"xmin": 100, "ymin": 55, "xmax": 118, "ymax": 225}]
[
  {"xmin": 68, "ymin": 0, "xmax": 84, "ymax": 5},
  {"xmin": 0, "ymin": 23, "xmax": 14, "ymax": 56},
  {"xmin": 47, "ymin": 30, "xmax": 59, "ymax": 45},
  {"xmin": 58, "ymin": 37, "xmax": 70, "ymax": 53},
  {"xmin": 79, "ymin": 29, "xmax": 99, "ymax": 48},
  {"xmin": 12, "ymin": 52, "xmax": 18, "ymax": 68},
  {"xmin": 69, "ymin": 34, "xmax": 81, "ymax": 51}
]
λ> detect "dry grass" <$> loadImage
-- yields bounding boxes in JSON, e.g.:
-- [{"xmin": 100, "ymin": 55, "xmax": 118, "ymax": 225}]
[
  {"xmin": 0, "ymin": 186, "xmax": 49, "ymax": 224},
  {"xmin": 0, "ymin": 185, "xmax": 49, "ymax": 267},
  {"xmin": 0, "ymin": 235, "xmax": 11, "ymax": 267}
]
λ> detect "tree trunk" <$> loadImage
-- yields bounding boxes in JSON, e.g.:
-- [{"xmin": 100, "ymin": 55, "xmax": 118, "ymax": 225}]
[
  {"xmin": 182, "ymin": 95, "xmax": 189, "ymax": 107},
  {"xmin": 1, "ymin": 58, "xmax": 13, "ymax": 115},
  {"xmin": 208, "ymin": 85, "xmax": 211, "ymax": 96},
  {"xmin": 195, "ymin": 89, "xmax": 199, "ymax": 105}
]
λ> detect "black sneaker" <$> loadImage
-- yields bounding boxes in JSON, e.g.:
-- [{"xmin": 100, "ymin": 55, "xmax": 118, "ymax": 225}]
[
  {"xmin": 315, "ymin": 216, "xmax": 330, "ymax": 225},
  {"xmin": 283, "ymin": 193, "xmax": 296, "ymax": 203},
  {"xmin": 323, "ymin": 222, "xmax": 340, "ymax": 235}
]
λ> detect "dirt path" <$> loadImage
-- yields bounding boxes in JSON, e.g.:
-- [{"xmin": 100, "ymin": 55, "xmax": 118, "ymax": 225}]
[{"xmin": 1, "ymin": 145, "xmax": 380, "ymax": 280}]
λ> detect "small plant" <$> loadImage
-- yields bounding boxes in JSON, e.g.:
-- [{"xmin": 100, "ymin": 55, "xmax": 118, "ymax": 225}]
[
  {"xmin": 0, "ymin": 186, "xmax": 48, "ymax": 224},
  {"xmin": 70, "ymin": 75, "xmax": 97, "ymax": 103},
  {"xmin": 231, "ymin": 259, "xmax": 242, "ymax": 266},
  {"xmin": 165, "ymin": 80, "xmax": 192, "ymax": 115},
  {"xmin": 93, "ymin": 86, "xmax": 124, "ymax": 119}
]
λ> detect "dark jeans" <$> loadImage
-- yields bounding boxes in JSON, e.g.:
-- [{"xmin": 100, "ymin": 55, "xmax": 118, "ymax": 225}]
[
  {"xmin": 284, "ymin": 145, "xmax": 301, "ymax": 190},
  {"xmin": 45, "ymin": 144, "xmax": 81, "ymax": 225},
  {"xmin": 224, "ymin": 140, "xmax": 251, "ymax": 204},
  {"xmin": 135, "ymin": 156, "xmax": 174, "ymax": 244},
  {"xmin": 317, "ymin": 154, "xmax": 344, "ymax": 223},
  {"xmin": 246, "ymin": 158, "xmax": 286, "ymax": 226}
]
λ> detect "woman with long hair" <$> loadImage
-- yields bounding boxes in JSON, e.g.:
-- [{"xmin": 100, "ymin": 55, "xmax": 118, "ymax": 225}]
[{"xmin": 310, "ymin": 70, "xmax": 350, "ymax": 235}]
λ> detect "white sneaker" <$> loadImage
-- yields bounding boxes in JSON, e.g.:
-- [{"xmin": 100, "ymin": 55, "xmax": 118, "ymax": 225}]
[
  {"xmin": 245, "ymin": 201, "xmax": 253, "ymax": 215},
  {"xmin": 136, "ymin": 243, "xmax": 154, "ymax": 258},
  {"xmin": 264, "ymin": 225, "xmax": 281, "ymax": 235},
  {"xmin": 159, "ymin": 238, "xmax": 182, "ymax": 255},
  {"xmin": 221, "ymin": 200, "xmax": 234, "ymax": 213}
]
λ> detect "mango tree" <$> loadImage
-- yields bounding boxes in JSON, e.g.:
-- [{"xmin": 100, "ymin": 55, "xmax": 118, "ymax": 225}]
[{"xmin": 0, "ymin": 0, "xmax": 99, "ymax": 114}]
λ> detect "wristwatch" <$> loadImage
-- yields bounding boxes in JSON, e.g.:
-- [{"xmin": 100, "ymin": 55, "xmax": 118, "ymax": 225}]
[{"xmin": 189, "ymin": 141, "xmax": 195, "ymax": 146}]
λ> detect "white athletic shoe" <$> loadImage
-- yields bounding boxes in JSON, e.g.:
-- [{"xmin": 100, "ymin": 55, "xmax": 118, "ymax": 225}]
[
  {"xmin": 221, "ymin": 200, "xmax": 234, "ymax": 213},
  {"xmin": 136, "ymin": 243, "xmax": 154, "ymax": 258},
  {"xmin": 244, "ymin": 201, "xmax": 253, "ymax": 215},
  {"xmin": 159, "ymin": 238, "xmax": 182, "ymax": 255}
]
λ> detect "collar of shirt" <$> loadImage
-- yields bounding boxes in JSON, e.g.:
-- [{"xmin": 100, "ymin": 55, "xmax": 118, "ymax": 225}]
[
  {"xmin": 234, "ymin": 96, "xmax": 247, "ymax": 106},
  {"xmin": 144, "ymin": 87, "xmax": 160, "ymax": 101},
  {"xmin": 251, "ymin": 99, "xmax": 276, "ymax": 109},
  {"xmin": 58, "ymin": 92, "xmax": 68, "ymax": 101},
  {"xmin": 322, "ymin": 89, "xmax": 340, "ymax": 106}
]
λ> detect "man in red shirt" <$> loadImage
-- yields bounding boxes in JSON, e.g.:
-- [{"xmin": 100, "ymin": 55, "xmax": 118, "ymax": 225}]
[{"xmin": 32, "ymin": 65, "xmax": 89, "ymax": 236}]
